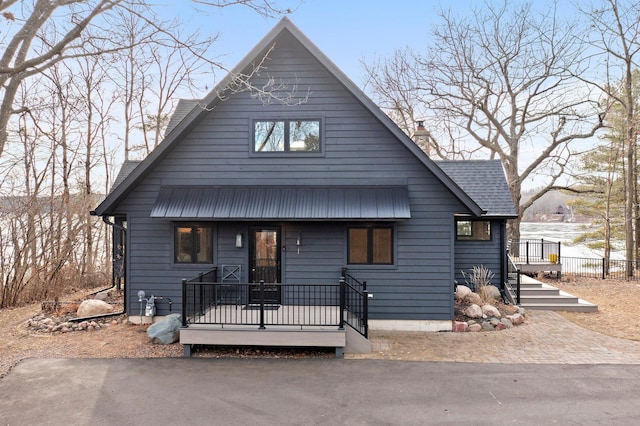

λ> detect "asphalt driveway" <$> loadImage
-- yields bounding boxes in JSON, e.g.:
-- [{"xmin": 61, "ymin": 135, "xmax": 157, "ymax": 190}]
[{"xmin": 1, "ymin": 358, "xmax": 640, "ymax": 425}]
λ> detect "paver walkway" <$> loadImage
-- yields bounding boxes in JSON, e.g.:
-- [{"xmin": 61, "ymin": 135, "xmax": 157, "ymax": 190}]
[{"xmin": 348, "ymin": 310, "xmax": 640, "ymax": 364}]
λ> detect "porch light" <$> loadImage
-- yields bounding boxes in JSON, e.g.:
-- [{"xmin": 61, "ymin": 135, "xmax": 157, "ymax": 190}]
[{"xmin": 235, "ymin": 232, "xmax": 243, "ymax": 248}]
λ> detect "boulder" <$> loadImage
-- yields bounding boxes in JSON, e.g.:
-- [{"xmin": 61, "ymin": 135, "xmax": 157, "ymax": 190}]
[
  {"xmin": 480, "ymin": 285, "xmax": 501, "ymax": 302},
  {"xmin": 77, "ymin": 299, "xmax": 114, "ymax": 317},
  {"xmin": 506, "ymin": 313, "xmax": 525, "ymax": 325},
  {"xmin": 147, "ymin": 313, "xmax": 182, "ymax": 345},
  {"xmin": 468, "ymin": 323, "xmax": 482, "ymax": 332},
  {"xmin": 500, "ymin": 318, "xmax": 514, "ymax": 329},
  {"xmin": 452, "ymin": 321, "xmax": 469, "ymax": 332},
  {"xmin": 94, "ymin": 291, "xmax": 110, "ymax": 301},
  {"xmin": 481, "ymin": 321, "xmax": 495, "ymax": 331},
  {"xmin": 482, "ymin": 304, "xmax": 501, "ymax": 318},
  {"xmin": 463, "ymin": 304, "xmax": 483, "ymax": 318},
  {"xmin": 464, "ymin": 292, "xmax": 483, "ymax": 305},
  {"xmin": 455, "ymin": 285, "xmax": 472, "ymax": 301}
]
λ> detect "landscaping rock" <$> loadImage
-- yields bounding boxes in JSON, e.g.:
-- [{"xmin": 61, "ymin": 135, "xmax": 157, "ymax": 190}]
[
  {"xmin": 500, "ymin": 318, "xmax": 513, "ymax": 329},
  {"xmin": 147, "ymin": 313, "xmax": 182, "ymax": 345},
  {"xmin": 481, "ymin": 321, "xmax": 495, "ymax": 331},
  {"xmin": 480, "ymin": 285, "xmax": 501, "ymax": 302},
  {"xmin": 94, "ymin": 291, "xmax": 110, "ymax": 301},
  {"xmin": 482, "ymin": 304, "xmax": 501, "ymax": 318},
  {"xmin": 455, "ymin": 285, "xmax": 472, "ymax": 301},
  {"xmin": 464, "ymin": 292, "xmax": 483, "ymax": 305},
  {"xmin": 506, "ymin": 313, "xmax": 525, "ymax": 325},
  {"xmin": 77, "ymin": 300, "xmax": 114, "ymax": 317},
  {"xmin": 468, "ymin": 323, "xmax": 482, "ymax": 332},
  {"xmin": 463, "ymin": 304, "xmax": 483, "ymax": 318},
  {"xmin": 452, "ymin": 321, "xmax": 469, "ymax": 332}
]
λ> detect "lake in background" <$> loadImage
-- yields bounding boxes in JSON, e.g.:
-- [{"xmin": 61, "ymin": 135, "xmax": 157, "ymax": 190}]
[{"xmin": 519, "ymin": 221, "xmax": 624, "ymax": 260}]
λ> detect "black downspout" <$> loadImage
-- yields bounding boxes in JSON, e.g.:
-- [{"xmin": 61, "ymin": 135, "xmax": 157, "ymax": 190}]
[
  {"xmin": 70, "ymin": 215, "xmax": 127, "ymax": 323},
  {"xmin": 500, "ymin": 220, "xmax": 508, "ymax": 303}
]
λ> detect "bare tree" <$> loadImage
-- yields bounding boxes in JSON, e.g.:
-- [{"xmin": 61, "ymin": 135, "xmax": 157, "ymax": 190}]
[
  {"xmin": 0, "ymin": 0, "xmax": 296, "ymax": 307},
  {"xmin": 577, "ymin": 0, "xmax": 640, "ymax": 275},
  {"xmin": 365, "ymin": 1, "xmax": 605, "ymax": 243},
  {"xmin": 0, "ymin": 0, "xmax": 124, "ymax": 159}
]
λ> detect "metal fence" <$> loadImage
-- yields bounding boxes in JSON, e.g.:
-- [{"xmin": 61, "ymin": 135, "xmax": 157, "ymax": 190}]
[{"xmin": 560, "ymin": 256, "xmax": 640, "ymax": 280}]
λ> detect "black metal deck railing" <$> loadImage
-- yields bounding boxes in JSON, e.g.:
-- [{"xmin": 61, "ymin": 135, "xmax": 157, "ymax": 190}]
[
  {"xmin": 181, "ymin": 273, "xmax": 368, "ymax": 338},
  {"xmin": 341, "ymin": 268, "xmax": 369, "ymax": 338},
  {"xmin": 506, "ymin": 256, "xmax": 521, "ymax": 305},
  {"xmin": 509, "ymin": 239, "xmax": 561, "ymax": 264}
]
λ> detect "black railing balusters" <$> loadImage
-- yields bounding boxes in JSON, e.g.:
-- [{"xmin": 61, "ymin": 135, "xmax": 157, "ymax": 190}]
[
  {"xmin": 180, "ymin": 274, "xmax": 368, "ymax": 337},
  {"xmin": 181, "ymin": 279, "xmax": 187, "ymax": 327},
  {"xmin": 259, "ymin": 280, "xmax": 265, "ymax": 329},
  {"xmin": 339, "ymin": 277, "xmax": 345, "ymax": 330}
]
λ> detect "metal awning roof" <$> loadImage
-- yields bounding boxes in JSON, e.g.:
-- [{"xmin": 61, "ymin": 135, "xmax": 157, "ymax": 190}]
[{"xmin": 150, "ymin": 186, "xmax": 411, "ymax": 221}]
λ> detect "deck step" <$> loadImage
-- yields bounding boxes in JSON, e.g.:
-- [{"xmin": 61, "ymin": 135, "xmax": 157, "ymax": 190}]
[
  {"xmin": 507, "ymin": 277, "xmax": 598, "ymax": 312},
  {"xmin": 519, "ymin": 301, "xmax": 598, "ymax": 313},
  {"xmin": 519, "ymin": 294, "xmax": 579, "ymax": 304},
  {"xmin": 519, "ymin": 287, "xmax": 563, "ymax": 296}
]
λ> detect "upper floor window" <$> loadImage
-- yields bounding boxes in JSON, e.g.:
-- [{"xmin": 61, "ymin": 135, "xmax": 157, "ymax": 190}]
[
  {"xmin": 175, "ymin": 224, "xmax": 213, "ymax": 263},
  {"xmin": 254, "ymin": 119, "xmax": 320, "ymax": 153},
  {"xmin": 456, "ymin": 220, "xmax": 491, "ymax": 241}
]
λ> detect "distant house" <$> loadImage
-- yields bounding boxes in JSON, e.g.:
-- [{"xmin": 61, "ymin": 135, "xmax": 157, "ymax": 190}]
[{"xmin": 91, "ymin": 18, "xmax": 516, "ymax": 355}]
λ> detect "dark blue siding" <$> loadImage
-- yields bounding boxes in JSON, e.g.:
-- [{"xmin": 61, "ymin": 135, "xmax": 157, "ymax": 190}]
[{"xmin": 116, "ymin": 31, "xmax": 485, "ymax": 321}]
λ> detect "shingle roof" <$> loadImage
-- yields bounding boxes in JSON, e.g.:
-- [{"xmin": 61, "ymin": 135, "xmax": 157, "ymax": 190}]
[
  {"xmin": 111, "ymin": 160, "xmax": 141, "ymax": 193},
  {"xmin": 164, "ymin": 99, "xmax": 201, "ymax": 136},
  {"xmin": 436, "ymin": 160, "xmax": 517, "ymax": 218}
]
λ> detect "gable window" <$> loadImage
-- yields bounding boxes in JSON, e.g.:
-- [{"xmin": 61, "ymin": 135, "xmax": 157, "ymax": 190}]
[
  {"xmin": 254, "ymin": 120, "xmax": 320, "ymax": 153},
  {"xmin": 348, "ymin": 226, "xmax": 393, "ymax": 265},
  {"xmin": 175, "ymin": 224, "xmax": 213, "ymax": 263},
  {"xmin": 456, "ymin": 220, "xmax": 491, "ymax": 241}
]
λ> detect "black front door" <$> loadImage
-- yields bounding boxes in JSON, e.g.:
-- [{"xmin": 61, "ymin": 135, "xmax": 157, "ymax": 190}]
[{"xmin": 249, "ymin": 226, "xmax": 281, "ymax": 304}]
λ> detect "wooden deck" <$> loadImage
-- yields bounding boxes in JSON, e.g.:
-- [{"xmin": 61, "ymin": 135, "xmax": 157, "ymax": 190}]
[
  {"xmin": 513, "ymin": 260, "xmax": 562, "ymax": 275},
  {"xmin": 180, "ymin": 304, "xmax": 370, "ymax": 357}
]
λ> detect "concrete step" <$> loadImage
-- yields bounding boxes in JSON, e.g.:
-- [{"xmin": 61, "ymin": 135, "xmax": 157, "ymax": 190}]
[
  {"xmin": 519, "ymin": 287, "xmax": 562, "ymax": 296},
  {"xmin": 506, "ymin": 278, "xmax": 599, "ymax": 313},
  {"xmin": 519, "ymin": 301, "xmax": 599, "ymax": 313},
  {"xmin": 519, "ymin": 294, "xmax": 580, "ymax": 305}
]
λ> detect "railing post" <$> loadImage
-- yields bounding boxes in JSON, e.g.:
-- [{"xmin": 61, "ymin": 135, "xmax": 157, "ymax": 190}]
[
  {"xmin": 525, "ymin": 241, "xmax": 530, "ymax": 264},
  {"xmin": 541, "ymin": 238, "xmax": 545, "ymax": 261},
  {"xmin": 516, "ymin": 269, "xmax": 521, "ymax": 305},
  {"xmin": 181, "ymin": 279, "xmax": 187, "ymax": 327},
  {"xmin": 259, "ymin": 280, "xmax": 265, "ymax": 329},
  {"xmin": 362, "ymin": 289, "xmax": 369, "ymax": 338},
  {"xmin": 339, "ymin": 277, "xmax": 345, "ymax": 329},
  {"xmin": 602, "ymin": 258, "xmax": 606, "ymax": 280},
  {"xmin": 557, "ymin": 241, "xmax": 561, "ymax": 264}
]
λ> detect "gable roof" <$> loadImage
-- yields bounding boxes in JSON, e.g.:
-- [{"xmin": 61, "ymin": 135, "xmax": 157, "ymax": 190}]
[
  {"xmin": 91, "ymin": 17, "xmax": 483, "ymax": 217},
  {"xmin": 437, "ymin": 160, "xmax": 517, "ymax": 218}
]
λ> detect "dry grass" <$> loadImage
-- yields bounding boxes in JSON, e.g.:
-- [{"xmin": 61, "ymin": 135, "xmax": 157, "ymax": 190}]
[
  {"xmin": 1, "ymin": 276, "xmax": 639, "ymax": 378},
  {"xmin": 540, "ymin": 275, "xmax": 640, "ymax": 341}
]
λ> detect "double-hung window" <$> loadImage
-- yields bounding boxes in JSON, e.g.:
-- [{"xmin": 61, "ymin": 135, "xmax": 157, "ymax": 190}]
[
  {"xmin": 348, "ymin": 226, "xmax": 394, "ymax": 265},
  {"xmin": 253, "ymin": 119, "xmax": 320, "ymax": 153},
  {"xmin": 175, "ymin": 224, "xmax": 213, "ymax": 264}
]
